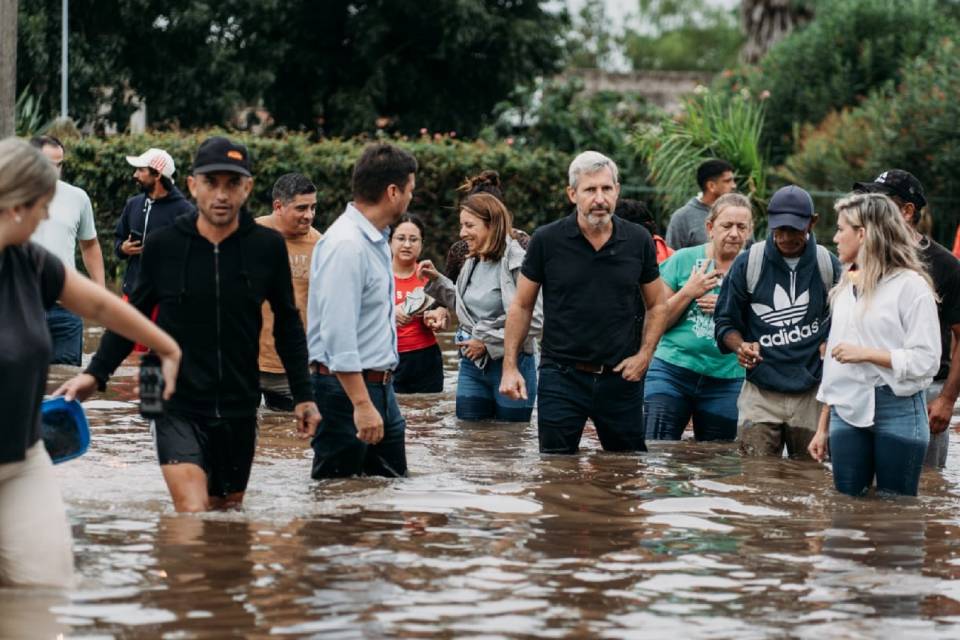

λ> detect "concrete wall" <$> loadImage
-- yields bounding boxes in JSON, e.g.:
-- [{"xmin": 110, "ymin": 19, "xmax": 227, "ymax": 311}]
[{"xmin": 561, "ymin": 68, "xmax": 716, "ymax": 113}]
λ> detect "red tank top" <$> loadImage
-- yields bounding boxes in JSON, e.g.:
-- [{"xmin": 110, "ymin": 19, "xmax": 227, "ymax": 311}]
[{"xmin": 394, "ymin": 272, "xmax": 438, "ymax": 353}]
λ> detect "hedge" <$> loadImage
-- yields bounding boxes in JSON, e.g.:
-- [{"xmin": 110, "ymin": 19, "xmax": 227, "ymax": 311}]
[{"xmin": 58, "ymin": 132, "xmax": 588, "ymax": 284}]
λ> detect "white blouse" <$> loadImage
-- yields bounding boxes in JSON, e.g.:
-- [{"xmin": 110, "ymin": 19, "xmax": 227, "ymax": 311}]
[{"xmin": 817, "ymin": 269, "xmax": 940, "ymax": 427}]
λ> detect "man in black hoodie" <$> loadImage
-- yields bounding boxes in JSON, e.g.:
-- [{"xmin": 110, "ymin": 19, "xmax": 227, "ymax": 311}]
[
  {"xmin": 57, "ymin": 137, "xmax": 321, "ymax": 512},
  {"xmin": 115, "ymin": 148, "xmax": 195, "ymax": 296}
]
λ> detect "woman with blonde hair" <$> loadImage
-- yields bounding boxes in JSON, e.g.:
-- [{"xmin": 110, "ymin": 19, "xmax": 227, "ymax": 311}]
[
  {"xmin": 644, "ymin": 192, "xmax": 753, "ymax": 441},
  {"xmin": 0, "ymin": 137, "xmax": 180, "ymax": 586},
  {"xmin": 420, "ymin": 192, "xmax": 543, "ymax": 421},
  {"xmin": 809, "ymin": 192, "xmax": 940, "ymax": 496}
]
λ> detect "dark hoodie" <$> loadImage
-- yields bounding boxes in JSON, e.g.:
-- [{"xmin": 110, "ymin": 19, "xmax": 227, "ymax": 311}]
[
  {"xmin": 714, "ymin": 235, "xmax": 840, "ymax": 394},
  {"xmin": 88, "ymin": 210, "xmax": 313, "ymax": 418},
  {"xmin": 114, "ymin": 186, "xmax": 195, "ymax": 295}
]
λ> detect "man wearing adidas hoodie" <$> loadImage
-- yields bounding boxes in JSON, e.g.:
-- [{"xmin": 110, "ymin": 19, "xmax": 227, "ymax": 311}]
[
  {"xmin": 56, "ymin": 137, "xmax": 321, "ymax": 512},
  {"xmin": 714, "ymin": 185, "xmax": 840, "ymax": 458}
]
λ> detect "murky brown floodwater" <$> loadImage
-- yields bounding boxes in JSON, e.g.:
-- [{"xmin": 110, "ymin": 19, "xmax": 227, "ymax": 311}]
[{"xmin": 5, "ymin": 325, "xmax": 960, "ymax": 639}]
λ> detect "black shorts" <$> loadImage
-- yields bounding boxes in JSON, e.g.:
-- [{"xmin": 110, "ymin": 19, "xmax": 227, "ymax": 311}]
[
  {"xmin": 152, "ymin": 411, "xmax": 258, "ymax": 497},
  {"xmin": 393, "ymin": 343, "xmax": 444, "ymax": 394}
]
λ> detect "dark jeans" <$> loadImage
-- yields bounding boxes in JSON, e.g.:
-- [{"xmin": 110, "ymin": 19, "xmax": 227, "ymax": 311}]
[
  {"xmin": 310, "ymin": 373, "xmax": 407, "ymax": 478},
  {"xmin": 457, "ymin": 353, "xmax": 537, "ymax": 422},
  {"xmin": 536, "ymin": 360, "xmax": 646, "ymax": 454},
  {"xmin": 46, "ymin": 304, "xmax": 82, "ymax": 366},
  {"xmin": 829, "ymin": 386, "xmax": 929, "ymax": 497},
  {"xmin": 643, "ymin": 357, "xmax": 742, "ymax": 441},
  {"xmin": 394, "ymin": 344, "xmax": 444, "ymax": 394}
]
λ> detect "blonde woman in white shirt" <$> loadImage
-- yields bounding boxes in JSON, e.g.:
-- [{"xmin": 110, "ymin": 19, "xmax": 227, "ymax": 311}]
[{"xmin": 809, "ymin": 192, "xmax": 940, "ymax": 496}]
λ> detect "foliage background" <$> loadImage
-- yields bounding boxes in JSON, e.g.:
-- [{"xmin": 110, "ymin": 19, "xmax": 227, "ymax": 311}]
[
  {"xmin": 721, "ymin": 0, "xmax": 952, "ymax": 164},
  {"xmin": 17, "ymin": 0, "xmax": 568, "ymax": 137},
  {"xmin": 781, "ymin": 37, "xmax": 960, "ymax": 245},
  {"xmin": 60, "ymin": 133, "xmax": 580, "ymax": 283}
]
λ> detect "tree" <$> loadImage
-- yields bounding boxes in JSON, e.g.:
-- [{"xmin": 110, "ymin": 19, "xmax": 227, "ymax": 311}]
[
  {"xmin": 623, "ymin": 0, "xmax": 743, "ymax": 72},
  {"xmin": 0, "ymin": 0, "xmax": 17, "ymax": 136},
  {"xmin": 565, "ymin": 0, "xmax": 619, "ymax": 70},
  {"xmin": 254, "ymin": 0, "xmax": 568, "ymax": 137},
  {"xmin": 16, "ymin": 0, "xmax": 568, "ymax": 136},
  {"xmin": 740, "ymin": 0, "xmax": 815, "ymax": 64}
]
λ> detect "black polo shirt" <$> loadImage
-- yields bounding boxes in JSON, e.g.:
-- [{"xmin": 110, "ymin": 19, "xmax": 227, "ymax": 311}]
[{"xmin": 522, "ymin": 213, "xmax": 660, "ymax": 366}]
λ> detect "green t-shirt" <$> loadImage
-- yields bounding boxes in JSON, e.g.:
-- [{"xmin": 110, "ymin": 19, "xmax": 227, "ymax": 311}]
[{"xmin": 653, "ymin": 244, "xmax": 744, "ymax": 379}]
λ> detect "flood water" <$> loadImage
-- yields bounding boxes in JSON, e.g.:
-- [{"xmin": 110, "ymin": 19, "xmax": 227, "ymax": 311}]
[{"xmin": 7, "ymin": 326, "xmax": 960, "ymax": 639}]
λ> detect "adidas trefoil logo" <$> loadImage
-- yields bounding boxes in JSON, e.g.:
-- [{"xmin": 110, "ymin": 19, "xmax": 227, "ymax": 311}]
[{"xmin": 751, "ymin": 284, "xmax": 809, "ymax": 327}]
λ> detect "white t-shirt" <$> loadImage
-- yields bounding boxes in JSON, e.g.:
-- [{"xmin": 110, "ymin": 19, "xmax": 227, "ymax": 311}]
[
  {"xmin": 30, "ymin": 180, "xmax": 97, "ymax": 270},
  {"xmin": 817, "ymin": 269, "xmax": 940, "ymax": 427}
]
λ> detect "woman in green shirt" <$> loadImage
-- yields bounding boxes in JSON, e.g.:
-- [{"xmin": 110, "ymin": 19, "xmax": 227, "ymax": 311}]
[{"xmin": 645, "ymin": 193, "xmax": 753, "ymax": 441}]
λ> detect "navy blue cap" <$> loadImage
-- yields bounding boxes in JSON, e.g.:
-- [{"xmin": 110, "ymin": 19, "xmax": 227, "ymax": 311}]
[{"xmin": 767, "ymin": 185, "xmax": 814, "ymax": 230}]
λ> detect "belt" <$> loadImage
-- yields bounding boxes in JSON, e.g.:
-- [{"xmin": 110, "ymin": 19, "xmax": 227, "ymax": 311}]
[
  {"xmin": 573, "ymin": 361, "xmax": 611, "ymax": 375},
  {"xmin": 310, "ymin": 362, "xmax": 392, "ymax": 384},
  {"xmin": 543, "ymin": 357, "xmax": 614, "ymax": 375}
]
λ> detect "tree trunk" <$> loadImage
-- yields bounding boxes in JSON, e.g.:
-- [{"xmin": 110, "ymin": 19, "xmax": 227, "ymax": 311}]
[
  {"xmin": 740, "ymin": 0, "xmax": 814, "ymax": 65},
  {"xmin": 0, "ymin": 0, "xmax": 17, "ymax": 137}
]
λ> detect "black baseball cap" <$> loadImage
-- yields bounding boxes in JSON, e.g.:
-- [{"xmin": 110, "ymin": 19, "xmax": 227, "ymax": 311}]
[
  {"xmin": 853, "ymin": 169, "xmax": 926, "ymax": 209},
  {"xmin": 192, "ymin": 136, "xmax": 252, "ymax": 177},
  {"xmin": 767, "ymin": 185, "xmax": 815, "ymax": 230}
]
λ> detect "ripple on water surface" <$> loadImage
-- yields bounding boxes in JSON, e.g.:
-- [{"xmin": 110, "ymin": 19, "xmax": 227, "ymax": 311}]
[{"xmin": 15, "ymin": 332, "xmax": 960, "ymax": 638}]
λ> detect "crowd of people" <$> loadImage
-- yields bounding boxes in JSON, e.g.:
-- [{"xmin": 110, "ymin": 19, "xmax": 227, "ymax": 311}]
[{"xmin": 1, "ymin": 133, "xmax": 958, "ymax": 589}]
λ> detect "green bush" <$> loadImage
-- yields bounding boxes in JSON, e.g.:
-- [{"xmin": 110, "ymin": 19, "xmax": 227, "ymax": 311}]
[
  {"xmin": 781, "ymin": 38, "xmax": 960, "ymax": 246},
  {"xmin": 57, "ymin": 132, "xmax": 575, "ymax": 284},
  {"xmin": 482, "ymin": 77, "xmax": 661, "ymax": 178},
  {"xmin": 634, "ymin": 88, "xmax": 769, "ymax": 232},
  {"xmin": 725, "ymin": 0, "xmax": 951, "ymax": 163}
]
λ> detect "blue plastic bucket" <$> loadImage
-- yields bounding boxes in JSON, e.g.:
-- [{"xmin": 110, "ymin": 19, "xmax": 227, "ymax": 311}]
[{"xmin": 41, "ymin": 397, "xmax": 90, "ymax": 464}]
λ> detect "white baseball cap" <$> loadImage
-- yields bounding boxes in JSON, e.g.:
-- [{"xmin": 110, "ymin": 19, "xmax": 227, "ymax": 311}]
[{"xmin": 126, "ymin": 148, "xmax": 176, "ymax": 179}]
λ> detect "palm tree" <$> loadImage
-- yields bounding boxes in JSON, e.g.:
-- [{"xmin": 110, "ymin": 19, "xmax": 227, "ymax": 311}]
[{"xmin": 740, "ymin": 0, "xmax": 815, "ymax": 64}]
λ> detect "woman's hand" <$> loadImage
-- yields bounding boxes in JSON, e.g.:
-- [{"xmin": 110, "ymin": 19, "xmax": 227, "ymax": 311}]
[
  {"xmin": 157, "ymin": 346, "xmax": 181, "ymax": 400},
  {"xmin": 681, "ymin": 261, "xmax": 721, "ymax": 300},
  {"xmin": 830, "ymin": 343, "xmax": 868, "ymax": 364},
  {"xmin": 423, "ymin": 307, "xmax": 449, "ymax": 331},
  {"xmin": 416, "ymin": 259, "xmax": 441, "ymax": 282},
  {"xmin": 395, "ymin": 304, "xmax": 412, "ymax": 326},
  {"xmin": 457, "ymin": 338, "xmax": 486, "ymax": 360},
  {"xmin": 808, "ymin": 430, "xmax": 829, "ymax": 462},
  {"xmin": 808, "ymin": 405, "xmax": 830, "ymax": 462},
  {"xmin": 696, "ymin": 293, "xmax": 718, "ymax": 316}
]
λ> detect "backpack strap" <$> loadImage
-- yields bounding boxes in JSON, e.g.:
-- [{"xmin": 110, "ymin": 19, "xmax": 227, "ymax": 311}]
[
  {"xmin": 745, "ymin": 241, "xmax": 766, "ymax": 294},
  {"xmin": 815, "ymin": 245, "xmax": 835, "ymax": 291}
]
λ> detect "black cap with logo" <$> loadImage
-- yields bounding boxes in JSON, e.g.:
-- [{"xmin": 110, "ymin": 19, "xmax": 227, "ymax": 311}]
[
  {"xmin": 853, "ymin": 169, "xmax": 926, "ymax": 209},
  {"xmin": 191, "ymin": 136, "xmax": 252, "ymax": 177}
]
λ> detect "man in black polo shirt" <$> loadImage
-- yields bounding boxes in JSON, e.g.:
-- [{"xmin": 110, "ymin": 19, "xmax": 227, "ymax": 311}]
[
  {"xmin": 854, "ymin": 169, "xmax": 960, "ymax": 468},
  {"xmin": 500, "ymin": 150, "xmax": 670, "ymax": 453}
]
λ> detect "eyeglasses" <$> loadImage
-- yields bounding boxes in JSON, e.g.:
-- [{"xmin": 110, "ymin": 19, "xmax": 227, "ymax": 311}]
[{"xmin": 393, "ymin": 236, "xmax": 421, "ymax": 245}]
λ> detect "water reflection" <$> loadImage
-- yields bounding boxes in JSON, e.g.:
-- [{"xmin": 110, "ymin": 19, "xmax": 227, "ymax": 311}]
[{"xmin": 24, "ymin": 327, "xmax": 960, "ymax": 636}]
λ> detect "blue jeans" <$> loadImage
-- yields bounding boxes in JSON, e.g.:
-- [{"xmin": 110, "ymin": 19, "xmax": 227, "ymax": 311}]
[
  {"xmin": 46, "ymin": 304, "xmax": 82, "ymax": 366},
  {"xmin": 310, "ymin": 373, "xmax": 407, "ymax": 478},
  {"xmin": 537, "ymin": 360, "xmax": 646, "ymax": 454},
  {"xmin": 456, "ymin": 353, "xmax": 537, "ymax": 422},
  {"xmin": 643, "ymin": 358, "xmax": 743, "ymax": 441},
  {"xmin": 829, "ymin": 386, "xmax": 929, "ymax": 496}
]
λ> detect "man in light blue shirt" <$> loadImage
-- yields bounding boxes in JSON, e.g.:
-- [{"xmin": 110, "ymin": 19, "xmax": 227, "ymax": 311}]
[{"xmin": 307, "ymin": 143, "xmax": 418, "ymax": 478}]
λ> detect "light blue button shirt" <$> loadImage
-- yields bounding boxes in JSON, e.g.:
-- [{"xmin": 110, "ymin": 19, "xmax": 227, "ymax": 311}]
[{"xmin": 307, "ymin": 203, "xmax": 398, "ymax": 372}]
